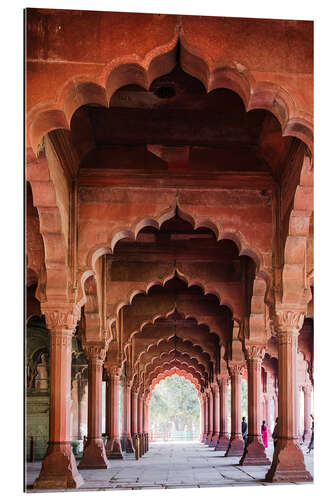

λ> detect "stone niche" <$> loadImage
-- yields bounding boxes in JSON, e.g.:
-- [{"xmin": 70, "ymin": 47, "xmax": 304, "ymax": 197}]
[{"xmin": 26, "ymin": 393, "xmax": 49, "ymax": 461}]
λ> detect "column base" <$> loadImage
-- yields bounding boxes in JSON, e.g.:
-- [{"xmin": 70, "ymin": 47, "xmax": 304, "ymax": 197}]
[
  {"xmin": 225, "ymin": 436, "xmax": 244, "ymax": 457},
  {"xmin": 215, "ymin": 433, "xmax": 230, "ymax": 451},
  {"xmin": 122, "ymin": 435, "xmax": 135, "ymax": 453},
  {"xmin": 265, "ymin": 438, "xmax": 312, "ymax": 482},
  {"xmin": 201, "ymin": 432, "xmax": 208, "ymax": 443},
  {"xmin": 205, "ymin": 432, "xmax": 213, "ymax": 445},
  {"xmin": 105, "ymin": 437, "xmax": 124, "ymax": 459},
  {"xmin": 239, "ymin": 436, "xmax": 270, "ymax": 465},
  {"xmin": 78, "ymin": 438, "xmax": 109, "ymax": 469},
  {"xmin": 209, "ymin": 432, "xmax": 219, "ymax": 447},
  {"xmin": 33, "ymin": 442, "xmax": 84, "ymax": 490}
]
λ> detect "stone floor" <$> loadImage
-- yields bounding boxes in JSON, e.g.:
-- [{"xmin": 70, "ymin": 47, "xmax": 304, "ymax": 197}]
[{"xmin": 26, "ymin": 440, "xmax": 314, "ymax": 492}]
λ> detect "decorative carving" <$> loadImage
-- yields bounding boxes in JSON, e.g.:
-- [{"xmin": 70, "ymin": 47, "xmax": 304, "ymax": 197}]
[
  {"xmin": 277, "ymin": 331, "xmax": 298, "ymax": 346},
  {"xmin": 44, "ymin": 306, "xmax": 80, "ymax": 332},
  {"xmin": 274, "ymin": 309, "xmax": 305, "ymax": 334},
  {"xmin": 84, "ymin": 344, "xmax": 107, "ymax": 362},
  {"xmin": 246, "ymin": 344, "xmax": 265, "ymax": 362},
  {"xmin": 228, "ymin": 363, "xmax": 245, "ymax": 377},
  {"xmin": 50, "ymin": 331, "xmax": 72, "ymax": 348},
  {"xmin": 105, "ymin": 364, "xmax": 121, "ymax": 378}
]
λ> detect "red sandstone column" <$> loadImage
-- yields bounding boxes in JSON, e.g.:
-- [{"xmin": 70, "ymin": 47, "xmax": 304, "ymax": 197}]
[
  {"xmin": 105, "ymin": 378, "xmax": 110, "ymax": 440},
  {"xmin": 265, "ymin": 394, "xmax": 272, "ymax": 438},
  {"xmin": 209, "ymin": 383, "xmax": 220, "ymax": 447},
  {"xmin": 79, "ymin": 381, "xmax": 88, "ymax": 439},
  {"xmin": 79, "ymin": 346, "xmax": 108, "ymax": 469},
  {"xmin": 215, "ymin": 372, "xmax": 230, "ymax": 451},
  {"xmin": 105, "ymin": 367, "xmax": 123, "ymax": 459},
  {"xmin": 199, "ymin": 396, "xmax": 204, "ymax": 441},
  {"xmin": 240, "ymin": 346, "xmax": 270, "ymax": 465},
  {"xmin": 71, "ymin": 379, "xmax": 80, "ymax": 440},
  {"xmin": 225, "ymin": 364, "xmax": 245, "ymax": 456},
  {"xmin": 137, "ymin": 394, "xmax": 143, "ymax": 435},
  {"xmin": 144, "ymin": 398, "xmax": 149, "ymax": 451},
  {"xmin": 131, "ymin": 387, "xmax": 138, "ymax": 439},
  {"xmin": 303, "ymin": 385, "xmax": 312, "ymax": 445},
  {"xmin": 33, "ymin": 308, "xmax": 84, "ymax": 489},
  {"xmin": 137, "ymin": 394, "xmax": 144, "ymax": 454},
  {"xmin": 265, "ymin": 311, "xmax": 312, "ymax": 482},
  {"xmin": 205, "ymin": 388, "xmax": 213, "ymax": 444},
  {"xmin": 201, "ymin": 394, "xmax": 207, "ymax": 442},
  {"xmin": 121, "ymin": 380, "xmax": 135, "ymax": 453},
  {"xmin": 295, "ymin": 385, "xmax": 301, "ymax": 441}
]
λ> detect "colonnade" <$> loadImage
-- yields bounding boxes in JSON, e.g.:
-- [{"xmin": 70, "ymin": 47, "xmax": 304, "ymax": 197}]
[{"xmin": 33, "ymin": 307, "xmax": 313, "ymax": 489}]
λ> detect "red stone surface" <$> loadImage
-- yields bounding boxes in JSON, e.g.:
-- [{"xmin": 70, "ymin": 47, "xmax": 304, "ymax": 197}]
[{"xmin": 25, "ymin": 9, "xmax": 313, "ymax": 489}]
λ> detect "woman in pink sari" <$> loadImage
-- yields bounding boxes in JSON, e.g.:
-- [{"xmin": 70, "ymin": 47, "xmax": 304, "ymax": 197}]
[{"xmin": 261, "ymin": 420, "xmax": 268, "ymax": 448}]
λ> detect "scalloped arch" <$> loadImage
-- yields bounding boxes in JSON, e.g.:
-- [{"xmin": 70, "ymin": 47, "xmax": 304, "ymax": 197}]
[
  {"xmin": 27, "ymin": 37, "xmax": 313, "ymax": 155},
  {"xmin": 149, "ymin": 368, "xmax": 202, "ymax": 397},
  {"xmin": 78, "ymin": 206, "xmax": 268, "ymax": 313}
]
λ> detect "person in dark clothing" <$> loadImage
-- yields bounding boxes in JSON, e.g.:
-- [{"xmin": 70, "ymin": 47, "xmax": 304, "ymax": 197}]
[
  {"xmin": 307, "ymin": 414, "xmax": 314, "ymax": 453},
  {"xmin": 272, "ymin": 417, "xmax": 279, "ymax": 448},
  {"xmin": 241, "ymin": 417, "xmax": 248, "ymax": 444}
]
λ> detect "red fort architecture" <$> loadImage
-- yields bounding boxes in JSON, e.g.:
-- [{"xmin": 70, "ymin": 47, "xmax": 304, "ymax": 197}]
[{"xmin": 25, "ymin": 8, "xmax": 314, "ymax": 490}]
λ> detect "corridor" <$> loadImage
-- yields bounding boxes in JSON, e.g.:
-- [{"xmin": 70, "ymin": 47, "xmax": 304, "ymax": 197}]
[{"xmin": 26, "ymin": 441, "xmax": 314, "ymax": 492}]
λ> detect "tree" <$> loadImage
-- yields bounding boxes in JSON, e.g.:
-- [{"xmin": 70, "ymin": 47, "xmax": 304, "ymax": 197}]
[{"xmin": 149, "ymin": 375, "xmax": 200, "ymax": 438}]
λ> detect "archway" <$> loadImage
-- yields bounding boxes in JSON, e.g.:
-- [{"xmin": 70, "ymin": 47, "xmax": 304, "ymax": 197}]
[{"xmin": 149, "ymin": 373, "xmax": 201, "ymax": 442}]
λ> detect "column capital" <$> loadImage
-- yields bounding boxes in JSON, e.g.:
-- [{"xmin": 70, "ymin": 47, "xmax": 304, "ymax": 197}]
[
  {"xmin": 210, "ymin": 381, "xmax": 219, "ymax": 392},
  {"xmin": 273, "ymin": 308, "xmax": 305, "ymax": 335},
  {"xmin": 104, "ymin": 363, "xmax": 121, "ymax": 378},
  {"xmin": 84, "ymin": 343, "xmax": 107, "ymax": 363},
  {"xmin": 217, "ymin": 370, "xmax": 230, "ymax": 386},
  {"xmin": 228, "ymin": 362, "xmax": 246, "ymax": 377},
  {"xmin": 43, "ymin": 303, "xmax": 80, "ymax": 332},
  {"xmin": 245, "ymin": 344, "xmax": 265, "ymax": 362}
]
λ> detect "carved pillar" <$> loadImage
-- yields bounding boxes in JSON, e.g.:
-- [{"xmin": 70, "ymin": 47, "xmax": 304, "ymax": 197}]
[
  {"xmin": 78, "ymin": 345, "xmax": 108, "ymax": 469},
  {"xmin": 79, "ymin": 380, "xmax": 88, "ymax": 439},
  {"xmin": 105, "ymin": 378, "xmax": 110, "ymax": 440},
  {"xmin": 265, "ymin": 395, "xmax": 272, "ymax": 438},
  {"xmin": 71, "ymin": 378, "xmax": 80, "ymax": 441},
  {"xmin": 201, "ymin": 394, "xmax": 208, "ymax": 442},
  {"xmin": 215, "ymin": 372, "xmax": 230, "ymax": 451},
  {"xmin": 121, "ymin": 380, "xmax": 135, "ymax": 453},
  {"xmin": 105, "ymin": 367, "xmax": 123, "ymax": 459},
  {"xmin": 295, "ymin": 385, "xmax": 301, "ymax": 441},
  {"xmin": 143, "ymin": 398, "xmax": 149, "ymax": 451},
  {"xmin": 131, "ymin": 387, "xmax": 138, "ymax": 438},
  {"xmin": 137, "ymin": 394, "xmax": 143, "ymax": 436},
  {"xmin": 137, "ymin": 393, "xmax": 144, "ymax": 455},
  {"xmin": 33, "ymin": 308, "xmax": 84, "ymax": 489},
  {"xmin": 273, "ymin": 393, "xmax": 278, "ymax": 422},
  {"xmin": 240, "ymin": 345, "xmax": 270, "ymax": 465},
  {"xmin": 303, "ymin": 385, "xmax": 312, "ymax": 445},
  {"xmin": 266, "ymin": 311, "xmax": 312, "ymax": 482},
  {"xmin": 225, "ymin": 364, "xmax": 245, "ymax": 456},
  {"xmin": 209, "ymin": 383, "xmax": 220, "ymax": 447},
  {"xmin": 205, "ymin": 388, "xmax": 213, "ymax": 444},
  {"xmin": 199, "ymin": 396, "xmax": 204, "ymax": 441}
]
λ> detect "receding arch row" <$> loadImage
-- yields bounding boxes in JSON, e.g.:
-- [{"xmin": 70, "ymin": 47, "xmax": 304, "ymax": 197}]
[
  {"xmin": 27, "ymin": 36, "xmax": 313, "ymax": 156},
  {"xmin": 133, "ymin": 337, "xmax": 213, "ymax": 379},
  {"xmin": 148, "ymin": 367, "xmax": 202, "ymax": 400},
  {"xmin": 77, "ymin": 208, "xmax": 269, "ymax": 322},
  {"xmin": 128, "ymin": 314, "xmax": 220, "ymax": 365}
]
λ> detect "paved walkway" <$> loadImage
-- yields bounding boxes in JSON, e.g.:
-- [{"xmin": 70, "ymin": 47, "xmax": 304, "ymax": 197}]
[{"xmin": 26, "ymin": 441, "xmax": 314, "ymax": 492}]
